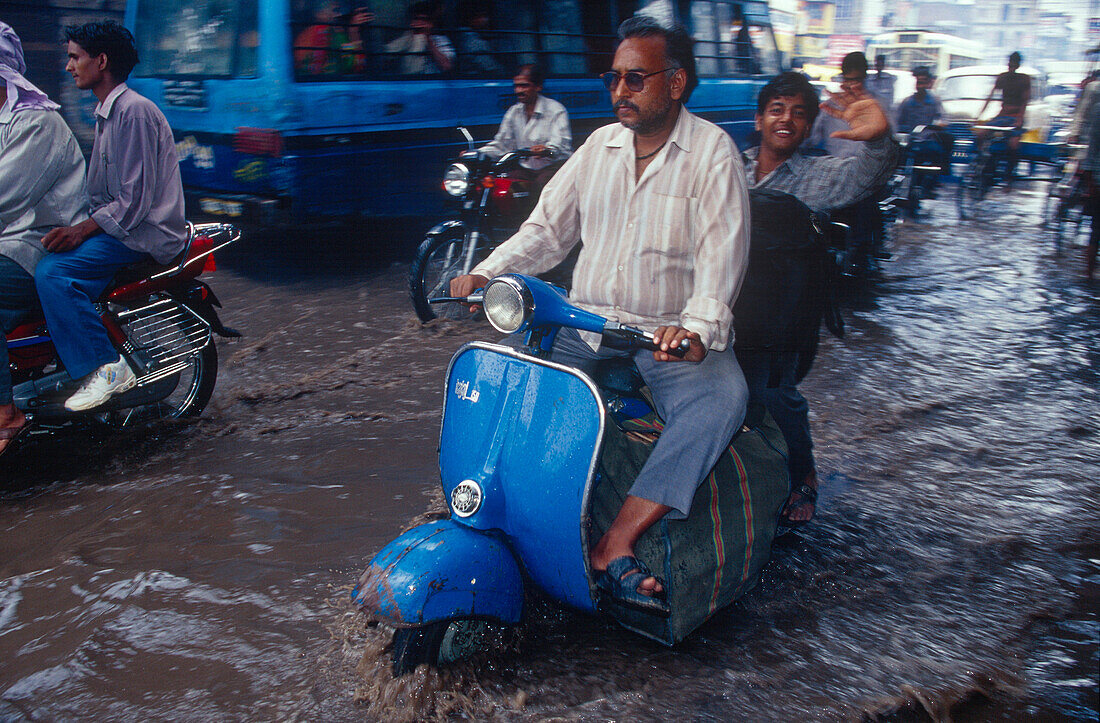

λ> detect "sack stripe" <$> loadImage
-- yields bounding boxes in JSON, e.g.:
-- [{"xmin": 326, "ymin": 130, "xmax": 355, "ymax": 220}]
[
  {"xmin": 707, "ymin": 470, "xmax": 725, "ymax": 613},
  {"xmin": 731, "ymin": 446, "xmax": 754, "ymax": 584}
]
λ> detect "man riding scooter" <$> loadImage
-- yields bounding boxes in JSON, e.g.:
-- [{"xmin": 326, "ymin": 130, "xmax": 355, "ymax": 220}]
[
  {"xmin": 451, "ymin": 16, "xmax": 753, "ymax": 613},
  {"xmin": 0, "ymin": 22, "xmax": 88, "ymax": 457}
]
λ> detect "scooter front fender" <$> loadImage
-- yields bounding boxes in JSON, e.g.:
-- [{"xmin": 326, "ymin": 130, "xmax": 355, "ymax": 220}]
[{"xmin": 351, "ymin": 519, "xmax": 523, "ymax": 627}]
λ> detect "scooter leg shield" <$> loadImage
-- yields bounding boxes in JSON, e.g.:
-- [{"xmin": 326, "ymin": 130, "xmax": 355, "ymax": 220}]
[{"xmin": 351, "ymin": 519, "xmax": 523, "ymax": 627}]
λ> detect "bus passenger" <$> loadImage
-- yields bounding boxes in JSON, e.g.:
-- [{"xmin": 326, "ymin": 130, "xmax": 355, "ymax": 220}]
[
  {"xmin": 0, "ymin": 22, "xmax": 88, "ymax": 455},
  {"xmin": 456, "ymin": 0, "xmax": 502, "ymax": 75},
  {"xmin": 37, "ymin": 22, "xmax": 187, "ymax": 413},
  {"xmin": 451, "ymin": 17, "xmax": 751, "ymax": 614},
  {"xmin": 479, "ymin": 64, "xmax": 572, "ymax": 188},
  {"xmin": 382, "ymin": 2, "xmax": 454, "ymax": 75},
  {"xmin": 741, "ymin": 71, "xmax": 897, "ymax": 526},
  {"xmin": 294, "ymin": 1, "xmax": 371, "ymax": 76}
]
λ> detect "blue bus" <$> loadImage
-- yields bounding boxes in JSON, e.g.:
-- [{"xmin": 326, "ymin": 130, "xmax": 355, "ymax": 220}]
[{"xmin": 123, "ymin": 0, "xmax": 781, "ymax": 227}]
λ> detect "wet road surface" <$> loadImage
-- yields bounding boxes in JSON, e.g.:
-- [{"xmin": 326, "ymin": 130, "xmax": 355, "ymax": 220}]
[{"xmin": 1, "ymin": 187, "xmax": 1097, "ymax": 721}]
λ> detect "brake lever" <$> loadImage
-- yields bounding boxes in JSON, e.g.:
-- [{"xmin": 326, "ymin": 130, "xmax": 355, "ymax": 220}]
[{"xmin": 428, "ymin": 292, "xmax": 484, "ymax": 305}]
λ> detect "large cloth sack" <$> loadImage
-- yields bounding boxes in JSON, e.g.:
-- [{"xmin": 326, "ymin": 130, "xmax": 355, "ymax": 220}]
[{"xmin": 588, "ymin": 405, "xmax": 790, "ymax": 645}]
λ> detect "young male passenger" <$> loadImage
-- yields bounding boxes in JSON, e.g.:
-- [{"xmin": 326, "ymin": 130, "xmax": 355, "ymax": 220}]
[
  {"xmin": 382, "ymin": 1, "xmax": 455, "ymax": 75},
  {"xmin": 450, "ymin": 16, "xmax": 751, "ymax": 613},
  {"xmin": 741, "ymin": 71, "xmax": 897, "ymax": 525},
  {"xmin": 478, "ymin": 64, "xmax": 572, "ymax": 187},
  {"xmin": 37, "ymin": 21, "xmax": 187, "ymax": 412},
  {"xmin": 0, "ymin": 22, "xmax": 88, "ymax": 455}
]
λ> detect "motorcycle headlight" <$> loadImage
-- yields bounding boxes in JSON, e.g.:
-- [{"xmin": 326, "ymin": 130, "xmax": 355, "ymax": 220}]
[
  {"xmin": 483, "ymin": 275, "xmax": 533, "ymax": 334},
  {"xmin": 443, "ymin": 163, "xmax": 470, "ymax": 197}
]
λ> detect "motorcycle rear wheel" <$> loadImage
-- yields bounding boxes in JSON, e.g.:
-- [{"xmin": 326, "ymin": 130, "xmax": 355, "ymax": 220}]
[
  {"xmin": 111, "ymin": 335, "xmax": 218, "ymax": 427},
  {"xmin": 409, "ymin": 228, "xmax": 484, "ymax": 323},
  {"xmin": 390, "ymin": 618, "xmax": 496, "ymax": 676}
]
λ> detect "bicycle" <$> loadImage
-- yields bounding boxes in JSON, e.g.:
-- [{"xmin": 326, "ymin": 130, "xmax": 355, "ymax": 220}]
[
  {"xmin": 1043, "ymin": 148, "xmax": 1090, "ymax": 254},
  {"xmin": 955, "ymin": 125, "xmax": 1019, "ymax": 220}
]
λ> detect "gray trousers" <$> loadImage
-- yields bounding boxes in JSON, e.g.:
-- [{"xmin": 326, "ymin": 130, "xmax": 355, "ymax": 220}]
[
  {"xmin": 533, "ymin": 327, "xmax": 748, "ymax": 518},
  {"xmin": 0, "ymin": 256, "xmax": 39, "ymax": 405}
]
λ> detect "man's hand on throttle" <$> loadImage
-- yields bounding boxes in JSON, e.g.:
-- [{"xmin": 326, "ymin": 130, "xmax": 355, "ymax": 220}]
[{"xmin": 652, "ymin": 326, "xmax": 706, "ymax": 363}]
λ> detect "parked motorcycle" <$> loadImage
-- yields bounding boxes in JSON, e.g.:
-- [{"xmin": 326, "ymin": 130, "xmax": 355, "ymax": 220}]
[
  {"xmin": 354, "ymin": 274, "xmax": 790, "ymax": 675},
  {"xmin": 408, "ymin": 127, "xmax": 559, "ymax": 323},
  {"xmin": 6, "ymin": 222, "xmax": 240, "ymax": 432}
]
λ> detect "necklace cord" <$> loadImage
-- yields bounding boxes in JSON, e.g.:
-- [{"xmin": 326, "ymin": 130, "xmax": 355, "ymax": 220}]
[{"xmin": 635, "ymin": 140, "xmax": 667, "ymax": 161}]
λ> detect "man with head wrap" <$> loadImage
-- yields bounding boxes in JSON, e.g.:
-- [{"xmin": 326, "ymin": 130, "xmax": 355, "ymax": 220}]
[{"xmin": 0, "ymin": 22, "xmax": 88, "ymax": 456}]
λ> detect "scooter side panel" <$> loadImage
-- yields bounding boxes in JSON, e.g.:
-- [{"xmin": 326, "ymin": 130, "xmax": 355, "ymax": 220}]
[
  {"xmin": 441, "ymin": 345, "xmax": 602, "ymax": 613},
  {"xmin": 352, "ymin": 520, "xmax": 523, "ymax": 626}
]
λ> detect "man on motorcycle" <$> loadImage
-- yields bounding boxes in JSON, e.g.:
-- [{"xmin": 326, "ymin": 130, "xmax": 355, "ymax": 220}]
[
  {"xmin": 896, "ymin": 66, "xmax": 953, "ymax": 206},
  {"xmin": 741, "ymin": 71, "xmax": 897, "ymax": 526},
  {"xmin": 36, "ymin": 21, "xmax": 187, "ymax": 413},
  {"xmin": 478, "ymin": 63, "xmax": 572, "ymax": 188},
  {"xmin": 0, "ymin": 22, "xmax": 88, "ymax": 456},
  {"xmin": 451, "ymin": 16, "xmax": 750, "ymax": 613}
]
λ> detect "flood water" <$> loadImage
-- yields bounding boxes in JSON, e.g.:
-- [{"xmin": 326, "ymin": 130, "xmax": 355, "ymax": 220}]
[{"xmin": 1, "ymin": 187, "xmax": 1097, "ymax": 721}]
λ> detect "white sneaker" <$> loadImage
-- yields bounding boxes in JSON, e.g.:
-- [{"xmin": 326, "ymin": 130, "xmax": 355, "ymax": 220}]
[{"xmin": 64, "ymin": 356, "xmax": 137, "ymax": 412}]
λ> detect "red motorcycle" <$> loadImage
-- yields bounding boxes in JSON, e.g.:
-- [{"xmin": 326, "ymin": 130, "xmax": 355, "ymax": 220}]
[{"xmin": 6, "ymin": 222, "xmax": 240, "ymax": 429}]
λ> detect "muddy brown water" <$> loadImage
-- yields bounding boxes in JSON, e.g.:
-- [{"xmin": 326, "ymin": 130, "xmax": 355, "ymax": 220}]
[{"xmin": 1, "ymin": 188, "xmax": 1097, "ymax": 721}]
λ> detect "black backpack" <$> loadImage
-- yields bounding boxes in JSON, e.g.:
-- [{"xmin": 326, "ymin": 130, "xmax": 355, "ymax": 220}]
[{"xmin": 733, "ymin": 188, "xmax": 843, "ymax": 383}]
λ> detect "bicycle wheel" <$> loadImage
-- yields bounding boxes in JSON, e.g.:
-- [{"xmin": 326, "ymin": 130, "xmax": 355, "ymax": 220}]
[{"xmin": 956, "ymin": 158, "xmax": 984, "ymax": 220}]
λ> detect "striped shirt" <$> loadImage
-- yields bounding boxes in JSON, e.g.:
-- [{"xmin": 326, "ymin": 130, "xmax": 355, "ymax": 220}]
[
  {"xmin": 472, "ymin": 107, "xmax": 750, "ymax": 351},
  {"xmin": 479, "ymin": 95, "xmax": 572, "ymax": 171},
  {"xmin": 742, "ymin": 135, "xmax": 899, "ymax": 213}
]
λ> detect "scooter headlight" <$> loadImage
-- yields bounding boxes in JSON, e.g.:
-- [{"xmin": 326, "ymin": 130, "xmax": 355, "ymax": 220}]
[
  {"xmin": 443, "ymin": 163, "xmax": 471, "ymax": 196},
  {"xmin": 483, "ymin": 275, "xmax": 533, "ymax": 334}
]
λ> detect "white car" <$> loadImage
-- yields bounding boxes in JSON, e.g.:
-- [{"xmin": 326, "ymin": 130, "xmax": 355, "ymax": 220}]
[{"xmin": 935, "ymin": 65, "xmax": 1050, "ymax": 141}]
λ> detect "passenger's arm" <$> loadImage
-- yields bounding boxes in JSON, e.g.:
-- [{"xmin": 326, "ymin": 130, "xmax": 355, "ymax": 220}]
[
  {"xmin": 0, "ymin": 114, "xmax": 69, "ymax": 231},
  {"xmin": 470, "ymin": 144, "xmax": 584, "ymax": 279},
  {"xmin": 545, "ymin": 107, "xmax": 573, "ymax": 160},
  {"xmin": 678, "ymin": 136, "xmax": 748, "ymax": 352},
  {"xmin": 426, "ymin": 33, "xmax": 454, "ymax": 73},
  {"xmin": 479, "ymin": 106, "xmax": 516, "ymax": 159}
]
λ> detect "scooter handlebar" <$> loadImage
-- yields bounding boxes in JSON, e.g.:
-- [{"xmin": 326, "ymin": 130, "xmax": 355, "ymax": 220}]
[{"xmin": 604, "ymin": 322, "xmax": 689, "ymax": 357}]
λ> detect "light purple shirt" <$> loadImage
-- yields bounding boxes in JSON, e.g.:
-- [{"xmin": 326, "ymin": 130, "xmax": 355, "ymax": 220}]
[{"xmin": 89, "ymin": 83, "xmax": 186, "ymax": 264}]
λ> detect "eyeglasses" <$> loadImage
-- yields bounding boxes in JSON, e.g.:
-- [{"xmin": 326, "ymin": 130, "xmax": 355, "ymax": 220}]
[{"xmin": 599, "ymin": 68, "xmax": 676, "ymax": 92}]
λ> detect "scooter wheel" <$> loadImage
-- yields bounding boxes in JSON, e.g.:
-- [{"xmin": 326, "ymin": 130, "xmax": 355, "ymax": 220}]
[{"xmin": 390, "ymin": 618, "xmax": 494, "ymax": 676}]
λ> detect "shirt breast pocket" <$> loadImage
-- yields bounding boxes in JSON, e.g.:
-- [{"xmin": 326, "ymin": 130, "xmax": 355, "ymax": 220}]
[
  {"xmin": 102, "ymin": 152, "xmax": 119, "ymax": 200},
  {"xmin": 637, "ymin": 192, "xmax": 696, "ymax": 283}
]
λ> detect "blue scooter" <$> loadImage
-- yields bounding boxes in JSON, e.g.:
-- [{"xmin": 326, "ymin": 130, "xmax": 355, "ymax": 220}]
[{"xmin": 353, "ymin": 274, "xmax": 790, "ymax": 674}]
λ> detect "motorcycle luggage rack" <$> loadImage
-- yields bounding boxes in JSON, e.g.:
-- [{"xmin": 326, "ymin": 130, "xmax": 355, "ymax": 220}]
[
  {"xmin": 116, "ymin": 296, "xmax": 211, "ymax": 385},
  {"xmin": 150, "ymin": 222, "xmax": 241, "ymax": 281}
]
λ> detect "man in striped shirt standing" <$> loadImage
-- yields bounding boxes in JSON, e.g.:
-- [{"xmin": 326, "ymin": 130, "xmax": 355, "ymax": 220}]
[{"xmin": 450, "ymin": 15, "xmax": 751, "ymax": 614}]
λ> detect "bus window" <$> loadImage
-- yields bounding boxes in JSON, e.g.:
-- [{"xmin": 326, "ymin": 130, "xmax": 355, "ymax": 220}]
[
  {"xmin": 291, "ymin": 0, "xmax": 607, "ymax": 81},
  {"xmin": 692, "ymin": 2, "xmax": 775, "ymax": 77},
  {"xmin": 134, "ymin": 0, "xmax": 258, "ymax": 77}
]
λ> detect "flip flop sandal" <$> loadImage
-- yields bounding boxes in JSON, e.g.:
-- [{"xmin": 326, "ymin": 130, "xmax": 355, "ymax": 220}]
[
  {"xmin": 778, "ymin": 482, "xmax": 818, "ymax": 529},
  {"xmin": 595, "ymin": 555, "xmax": 670, "ymax": 617},
  {"xmin": 0, "ymin": 423, "xmax": 31, "ymax": 460}
]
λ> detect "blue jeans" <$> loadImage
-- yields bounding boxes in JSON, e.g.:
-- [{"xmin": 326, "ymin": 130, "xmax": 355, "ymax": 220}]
[
  {"xmin": 0, "ymin": 256, "xmax": 39, "ymax": 405},
  {"xmin": 529, "ymin": 327, "xmax": 748, "ymax": 519},
  {"xmin": 35, "ymin": 234, "xmax": 147, "ymax": 380}
]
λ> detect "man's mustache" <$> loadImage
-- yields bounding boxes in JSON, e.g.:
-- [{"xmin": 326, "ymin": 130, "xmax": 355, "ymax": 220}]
[{"xmin": 614, "ymin": 100, "xmax": 639, "ymax": 112}]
